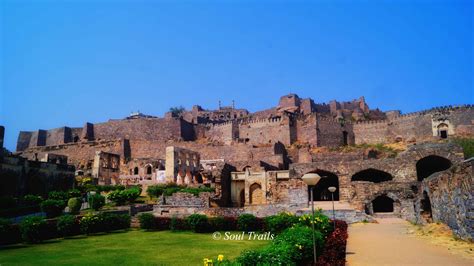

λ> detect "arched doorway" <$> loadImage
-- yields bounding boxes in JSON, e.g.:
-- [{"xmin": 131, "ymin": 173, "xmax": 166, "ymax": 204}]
[
  {"xmin": 351, "ymin": 168, "xmax": 393, "ymax": 183},
  {"xmin": 307, "ymin": 170, "xmax": 339, "ymax": 201},
  {"xmin": 239, "ymin": 189, "xmax": 245, "ymax": 207},
  {"xmin": 342, "ymin": 131, "xmax": 348, "ymax": 146},
  {"xmin": 437, "ymin": 123, "xmax": 449, "ymax": 139},
  {"xmin": 372, "ymin": 195, "xmax": 394, "ymax": 213},
  {"xmin": 133, "ymin": 167, "xmax": 139, "ymax": 175},
  {"xmin": 416, "ymin": 155, "xmax": 451, "ymax": 181},
  {"xmin": 420, "ymin": 191, "xmax": 433, "ymax": 222},
  {"xmin": 146, "ymin": 165, "xmax": 152, "ymax": 175},
  {"xmin": 249, "ymin": 183, "xmax": 264, "ymax": 204}
]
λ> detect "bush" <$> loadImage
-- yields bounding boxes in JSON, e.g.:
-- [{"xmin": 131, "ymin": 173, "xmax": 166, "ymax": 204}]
[
  {"xmin": 146, "ymin": 185, "xmax": 165, "ymax": 199},
  {"xmin": 298, "ymin": 210, "xmax": 331, "ymax": 236},
  {"xmin": 22, "ymin": 195, "xmax": 43, "ymax": 206},
  {"xmin": 88, "ymin": 193, "xmax": 105, "ymax": 210},
  {"xmin": 187, "ymin": 214, "xmax": 209, "ymax": 233},
  {"xmin": 452, "ymin": 138, "xmax": 474, "ymax": 158},
  {"xmin": 68, "ymin": 189, "xmax": 82, "ymax": 198},
  {"xmin": 107, "ymin": 187, "xmax": 140, "ymax": 205},
  {"xmin": 138, "ymin": 213, "xmax": 156, "ymax": 230},
  {"xmin": 155, "ymin": 217, "xmax": 171, "ymax": 230},
  {"xmin": 170, "ymin": 216, "xmax": 189, "ymax": 231},
  {"xmin": 41, "ymin": 199, "xmax": 66, "ymax": 218},
  {"xmin": 265, "ymin": 212, "xmax": 298, "ymax": 234},
  {"xmin": 68, "ymin": 197, "xmax": 82, "ymax": 214},
  {"xmin": 57, "ymin": 215, "xmax": 79, "ymax": 237},
  {"xmin": 0, "ymin": 218, "xmax": 21, "ymax": 245},
  {"xmin": 48, "ymin": 191, "xmax": 69, "ymax": 201},
  {"xmin": 79, "ymin": 212, "xmax": 130, "ymax": 234},
  {"xmin": 209, "ymin": 216, "xmax": 226, "ymax": 231},
  {"xmin": 317, "ymin": 220, "xmax": 349, "ymax": 266},
  {"xmin": 20, "ymin": 216, "xmax": 48, "ymax": 243},
  {"xmin": 274, "ymin": 225, "xmax": 324, "ymax": 262},
  {"xmin": 237, "ymin": 214, "xmax": 259, "ymax": 231}
]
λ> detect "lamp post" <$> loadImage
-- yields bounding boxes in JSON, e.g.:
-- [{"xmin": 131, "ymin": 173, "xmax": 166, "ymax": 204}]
[
  {"xmin": 302, "ymin": 173, "xmax": 322, "ymax": 265},
  {"xmin": 328, "ymin": 186, "xmax": 337, "ymax": 230}
]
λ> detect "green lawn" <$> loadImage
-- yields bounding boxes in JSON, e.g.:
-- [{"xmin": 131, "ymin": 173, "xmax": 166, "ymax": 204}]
[{"xmin": 0, "ymin": 230, "xmax": 269, "ymax": 265}]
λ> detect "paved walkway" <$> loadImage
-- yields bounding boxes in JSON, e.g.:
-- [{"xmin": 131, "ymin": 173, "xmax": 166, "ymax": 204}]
[{"xmin": 346, "ymin": 218, "xmax": 474, "ymax": 266}]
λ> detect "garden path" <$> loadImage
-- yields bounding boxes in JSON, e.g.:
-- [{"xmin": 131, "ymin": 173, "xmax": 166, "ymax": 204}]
[{"xmin": 346, "ymin": 218, "xmax": 474, "ymax": 266}]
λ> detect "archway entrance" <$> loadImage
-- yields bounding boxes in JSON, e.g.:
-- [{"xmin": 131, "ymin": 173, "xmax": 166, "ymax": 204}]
[
  {"xmin": 420, "ymin": 191, "xmax": 433, "ymax": 222},
  {"xmin": 308, "ymin": 170, "xmax": 339, "ymax": 201},
  {"xmin": 372, "ymin": 195, "xmax": 394, "ymax": 213},
  {"xmin": 249, "ymin": 183, "xmax": 264, "ymax": 204},
  {"xmin": 351, "ymin": 168, "xmax": 393, "ymax": 183},
  {"xmin": 239, "ymin": 189, "xmax": 245, "ymax": 207},
  {"xmin": 342, "ymin": 131, "xmax": 348, "ymax": 146},
  {"xmin": 416, "ymin": 155, "xmax": 451, "ymax": 181},
  {"xmin": 437, "ymin": 123, "xmax": 449, "ymax": 139}
]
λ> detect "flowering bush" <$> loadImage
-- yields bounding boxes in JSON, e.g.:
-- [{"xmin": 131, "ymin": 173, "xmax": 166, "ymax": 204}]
[
  {"xmin": 264, "ymin": 211, "xmax": 298, "ymax": 234},
  {"xmin": 107, "ymin": 187, "xmax": 140, "ymax": 205},
  {"xmin": 57, "ymin": 215, "xmax": 79, "ymax": 237},
  {"xmin": 80, "ymin": 213, "xmax": 105, "ymax": 234},
  {"xmin": 316, "ymin": 220, "xmax": 349, "ymax": 266},
  {"xmin": 79, "ymin": 212, "xmax": 130, "ymax": 234},
  {"xmin": 297, "ymin": 210, "xmax": 331, "ymax": 236},
  {"xmin": 203, "ymin": 254, "xmax": 229, "ymax": 266}
]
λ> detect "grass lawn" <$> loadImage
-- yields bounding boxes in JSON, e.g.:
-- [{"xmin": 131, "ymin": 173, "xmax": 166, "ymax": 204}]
[{"xmin": 0, "ymin": 230, "xmax": 269, "ymax": 265}]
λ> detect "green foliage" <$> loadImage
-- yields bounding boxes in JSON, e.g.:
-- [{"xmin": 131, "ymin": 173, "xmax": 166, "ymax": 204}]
[
  {"xmin": 79, "ymin": 212, "xmax": 129, "ymax": 234},
  {"xmin": 57, "ymin": 215, "xmax": 79, "ymax": 237},
  {"xmin": 237, "ymin": 214, "xmax": 258, "ymax": 231},
  {"xmin": 0, "ymin": 218, "xmax": 12, "ymax": 235},
  {"xmin": 107, "ymin": 187, "xmax": 141, "ymax": 205},
  {"xmin": 209, "ymin": 216, "xmax": 226, "ymax": 230},
  {"xmin": 22, "ymin": 195, "xmax": 43, "ymax": 205},
  {"xmin": 68, "ymin": 189, "xmax": 82, "ymax": 198},
  {"xmin": 169, "ymin": 106, "xmax": 185, "ymax": 117},
  {"xmin": 41, "ymin": 199, "xmax": 66, "ymax": 218},
  {"xmin": 180, "ymin": 186, "xmax": 214, "ymax": 196},
  {"xmin": 138, "ymin": 213, "xmax": 156, "ymax": 230},
  {"xmin": 297, "ymin": 210, "xmax": 331, "ymax": 236},
  {"xmin": 147, "ymin": 184, "xmax": 213, "ymax": 198},
  {"xmin": 170, "ymin": 216, "xmax": 189, "ymax": 231},
  {"xmin": 68, "ymin": 197, "xmax": 82, "ymax": 214},
  {"xmin": 20, "ymin": 216, "xmax": 47, "ymax": 243},
  {"xmin": 186, "ymin": 214, "xmax": 209, "ymax": 233},
  {"xmin": 48, "ymin": 191, "xmax": 69, "ymax": 201},
  {"xmin": 88, "ymin": 193, "xmax": 105, "ymax": 211},
  {"xmin": 264, "ymin": 212, "xmax": 299, "ymax": 234},
  {"xmin": 79, "ymin": 213, "xmax": 104, "ymax": 234},
  {"xmin": 452, "ymin": 138, "xmax": 474, "ymax": 158}
]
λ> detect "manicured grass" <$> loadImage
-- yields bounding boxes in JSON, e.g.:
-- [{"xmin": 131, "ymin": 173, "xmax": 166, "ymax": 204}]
[{"xmin": 0, "ymin": 230, "xmax": 269, "ymax": 265}]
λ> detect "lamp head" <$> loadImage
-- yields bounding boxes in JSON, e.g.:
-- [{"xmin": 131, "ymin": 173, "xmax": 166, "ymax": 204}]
[
  {"xmin": 302, "ymin": 173, "xmax": 322, "ymax": 186},
  {"xmin": 328, "ymin": 186, "xmax": 337, "ymax": 193}
]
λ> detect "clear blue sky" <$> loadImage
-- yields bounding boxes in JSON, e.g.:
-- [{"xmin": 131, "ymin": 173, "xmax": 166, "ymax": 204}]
[{"xmin": 1, "ymin": 0, "xmax": 473, "ymax": 151}]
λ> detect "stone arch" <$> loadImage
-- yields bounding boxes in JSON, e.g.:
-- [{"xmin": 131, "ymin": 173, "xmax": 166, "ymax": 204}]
[
  {"xmin": 249, "ymin": 183, "xmax": 264, "ymax": 205},
  {"xmin": 351, "ymin": 168, "xmax": 393, "ymax": 183},
  {"xmin": 307, "ymin": 169, "xmax": 339, "ymax": 201},
  {"xmin": 437, "ymin": 123, "xmax": 449, "ymax": 139},
  {"xmin": 133, "ymin": 167, "xmax": 139, "ymax": 175},
  {"xmin": 416, "ymin": 155, "xmax": 451, "ymax": 181},
  {"xmin": 420, "ymin": 191, "xmax": 433, "ymax": 223},
  {"xmin": 145, "ymin": 164, "xmax": 153, "ymax": 175},
  {"xmin": 372, "ymin": 195, "xmax": 394, "ymax": 213},
  {"xmin": 242, "ymin": 165, "xmax": 252, "ymax": 172},
  {"xmin": 365, "ymin": 192, "xmax": 401, "ymax": 215}
]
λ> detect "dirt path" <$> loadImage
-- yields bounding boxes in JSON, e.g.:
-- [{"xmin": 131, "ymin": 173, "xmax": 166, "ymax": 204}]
[{"xmin": 346, "ymin": 218, "xmax": 474, "ymax": 266}]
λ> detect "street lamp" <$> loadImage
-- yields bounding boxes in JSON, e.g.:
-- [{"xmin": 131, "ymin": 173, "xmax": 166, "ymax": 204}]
[
  {"xmin": 328, "ymin": 186, "xmax": 337, "ymax": 230},
  {"xmin": 302, "ymin": 173, "xmax": 322, "ymax": 265}
]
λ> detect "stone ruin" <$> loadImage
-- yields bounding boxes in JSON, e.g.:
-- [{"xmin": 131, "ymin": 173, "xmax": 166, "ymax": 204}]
[{"xmin": 6, "ymin": 93, "xmax": 474, "ymax": 240}]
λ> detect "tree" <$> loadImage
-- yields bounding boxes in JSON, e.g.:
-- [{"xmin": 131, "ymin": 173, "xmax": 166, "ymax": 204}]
[{"xmin": 169, "ymin": 106, "xmax": 185, "ymax": 117}]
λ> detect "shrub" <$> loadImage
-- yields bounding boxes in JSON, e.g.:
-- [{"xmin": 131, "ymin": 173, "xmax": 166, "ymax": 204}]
[
  {"xmin": 20, "ymin": 216, "xmax": 48, "ymax": 243},
  {"xmin": 170, "ymin": 216, "xmax": 188, "ymax": 231},
  {"xmin": 237, "ymin": 214, "xmax": 258, "ymax": 231},
  {"xmin": 155, "ymin": 217, "xmax": 171, "ymax": 230},
  {"xmin": 107, "ymin": 187, "xmax": 140, "ymax": 205},
  {"xmin": 265, "ymin": 212, "xmax": 298, "ymax": 234},
  {"xmin": 236, "ymin": 249, "xmax": 263, "ymax": 266},
  {"xmin": 88, "ymin": 193, "xmax": 105, "ymax": 210},
  {"xmin": 187, "ymin": 214, "xmax": 209, "ymax": 233},
  {"xmin": 67, "ymin": 197, "xmax": 82, "ymax": 214},
  {"xmin": 274, "ymin": 225, "xmax": 324, "ymax": 262},
  {"xmin": 146, "ymin": 185, "xmax": 165, "ymax": 199},
  {"xmin": 298, "ymin": 210, "xmax": 331, "ymax": 236},
  {"xmin": 209, "ymin": 216, "xmax": 226, "ymax": 231},
  {"xmin": 0, "ymin": 218, "xmax": 21, "ymax": 245},
  {"xmin": 68, "ymin": 189, "xmax": 82, "ymax": 198},
  {"xmin": 41, "ymin": 199, "xmax": 66, "ymax": 218},
  {"xmin": 164, "ymin": 187, "xmax": 181, "ymax": 196},
  {"xmin": 101, "ymin": 213, "xmax": 130, "ymax": 231},
  {"xmin": 452, "ymin": 138, "xmax": 474, "ymax": 158},
  {"xmin": 57, "ymin": 215, "xmax": 79, "ymax": 237},
  {"xmin": 80, "ymin": 213, "xmax": 105, "ymax": 234},
  {"xmin": 138, "ymin": 213, "xmax": 156, "ymax": 230},
  {"xmin": 48, "ymin": 191, "xmax": 69, "ymax": 201},
  {"xmin": 22, "ymin": 195, "xmax": 43, "ymax": 206},
  {"xmin": 317, "ymin": 220, "xmax": 349, "ymax": 266}
]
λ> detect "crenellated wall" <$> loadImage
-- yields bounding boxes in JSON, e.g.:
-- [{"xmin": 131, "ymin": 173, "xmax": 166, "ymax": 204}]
[{"xmin": 239, "ymin": 116, "xmax": 293, "ymax": 146}]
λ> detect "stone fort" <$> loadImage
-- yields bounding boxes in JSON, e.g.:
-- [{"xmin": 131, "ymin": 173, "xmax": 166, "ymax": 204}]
[{"xmin": 8, "ymin": 93, "xmax": 474, "ymax": 240}]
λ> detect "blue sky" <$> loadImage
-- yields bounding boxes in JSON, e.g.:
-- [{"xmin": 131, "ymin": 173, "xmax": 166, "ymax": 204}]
[{"xmin": 1, "ymin": 0, "xmax": 472, "ymax": 151}]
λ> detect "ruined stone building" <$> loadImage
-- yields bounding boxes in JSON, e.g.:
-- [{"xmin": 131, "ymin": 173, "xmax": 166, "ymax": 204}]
[{"xmin": 10, "ymin": 94, "xmax": 474, "ymax": 239}]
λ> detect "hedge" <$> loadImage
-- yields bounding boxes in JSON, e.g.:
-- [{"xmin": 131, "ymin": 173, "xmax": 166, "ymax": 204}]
[{"xmin": 316, "ymin": 220, "xmax": 349, "ymax": 266}]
